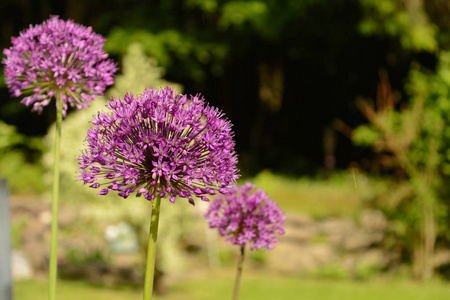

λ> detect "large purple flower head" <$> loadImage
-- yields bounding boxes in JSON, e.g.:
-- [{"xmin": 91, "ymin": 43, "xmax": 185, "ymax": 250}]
[
  {"xmin": 2, "ymin": 16, "xmax": 117, "ymax": 115},
  {"xmin": 205, "ymin": 182, "xmax": 285, "ymax": 250},
  {"xmin": 78, "ymin": 87, "xmax": 239, "ymax": 205}
]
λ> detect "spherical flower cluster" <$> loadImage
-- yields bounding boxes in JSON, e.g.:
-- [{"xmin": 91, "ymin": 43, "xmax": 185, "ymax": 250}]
[
  {"xmin": 78, "ymin": 87, "xmax": 239, "ymax": 205},
  {"xmin": 2, "ymin": 16, "xmax": 117, "ymax": 115},
  {"xmin": 205, "ymin": 182, "xmax": 285, "ymax": 250}
]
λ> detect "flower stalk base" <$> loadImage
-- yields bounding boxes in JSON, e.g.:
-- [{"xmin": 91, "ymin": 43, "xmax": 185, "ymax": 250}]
[
  {"xmin": 49, "ymin": 94, "xmax": 63, "ymax": 300},
  {"xmin": 143, "ymin": 194, "xmax": 162, "ymax": 300},
  {"xmin": 232, "ymin": 245, "xmax": 245, "ymax": 300}
]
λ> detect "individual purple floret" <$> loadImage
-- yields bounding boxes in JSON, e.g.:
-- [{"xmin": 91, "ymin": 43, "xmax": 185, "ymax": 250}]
[
  {"xmin": 2, "ymin": 16, "xmax": 117, "ymax": 116},
  {"xmin": 78, "ymin": 87, "xmax": 239, "ymax": 205},
  {"xmin": 205, "ymin": 182, "xmax": 285, "ymax": 250}
]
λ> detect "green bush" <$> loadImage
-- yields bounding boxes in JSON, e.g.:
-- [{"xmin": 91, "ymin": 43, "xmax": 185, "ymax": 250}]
[{"xmin": 0, "ymin": 120, "xmax": 45, "ymax": 194}]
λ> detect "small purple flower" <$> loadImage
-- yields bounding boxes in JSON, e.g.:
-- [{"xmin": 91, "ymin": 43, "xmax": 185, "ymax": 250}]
[
  {"xmin": 2, "ymin": 16, "xmax": 117, "ymax": 115},
  {"xmin": 205, "ymin": 182, "xmax": 285, "ymax": 250},
  {"xmin": 78, "ymin": 87, "xmax": 239, "ymax": 205}
]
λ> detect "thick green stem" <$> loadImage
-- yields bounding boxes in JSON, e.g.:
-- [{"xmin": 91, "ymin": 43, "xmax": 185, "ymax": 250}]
[
  {"xmin": 143, "ymin": 195, "xmax": 162, "ymax": 300},
  {"xmin": 49, "ymin": 94, "xmax": 63, "ymax": 300},
  {"xmin": 232, "ymin": 245, "xmax": 245, "ymax": 300}
]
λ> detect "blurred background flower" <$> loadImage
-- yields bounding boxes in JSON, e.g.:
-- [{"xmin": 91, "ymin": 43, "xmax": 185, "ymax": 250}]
[{"xmin": 205, "ymin": 182, "xmax": 285, "ymax": 251}]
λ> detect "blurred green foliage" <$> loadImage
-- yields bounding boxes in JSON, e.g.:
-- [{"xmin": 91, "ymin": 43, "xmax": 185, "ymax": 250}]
[
  {"xmin": 353, "ymin": 263, "xmax": 382, "ymax": 281},
  {"xmin": 248, "ymin": 248, "xmax": 267, "ymax": 266},
  {"xmin": 359, "ymin": 0, "xmax": 438, "ymax": 51},
  {"xmin": 107, "ymin": 43, "xmax": 183, "ymax": 98},
  {"xmin": 349, "ymin": 0, "xmax": 450, "ymax": 280},
  {"xmin": 106, "ymin": 29, "xmax": 228, "ymax": 81},
  {"xmin": 351, "ymin": 52, "xmax": 450, "ymax": 279},
  {"xmin": 0, "ymin": 120, "xmax": 46, "ymax": 193},
  {"xmin": 312, "ymin": 264, "xmax": 349, "ymax": 280},
  {"xmin": 66, "ymin": 248, "xmax": 108, "ymax": 266},
  {"xmin": 4, "ymin": 0, "xmax": 450, "ymax": 175},
  {"xmin": 219, "ymin": 1, "xmax": 269, "ymax": 32},
  {"xmin": 11, "ymin": 216, "xmax": 28, "ymax": 248}
]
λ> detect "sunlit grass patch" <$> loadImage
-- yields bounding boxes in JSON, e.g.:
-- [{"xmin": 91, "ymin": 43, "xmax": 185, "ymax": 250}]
[
  {"xmin": 14, "ymin": 279, "xmax": 141, "ymax": 300},
  {"xmin": 14, "ymin": 271, "xmax": 450, "ymax": 300},
  {"xmin": 250, "ymin": 170, "xmax": 384, "ymax": 218}
]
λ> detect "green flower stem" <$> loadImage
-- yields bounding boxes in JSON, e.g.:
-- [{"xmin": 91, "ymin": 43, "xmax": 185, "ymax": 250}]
[
  {"xmin": 49, "ymin": 94, "xmax": 63, "ymax": 300},
  {"xmin": 232, "ymin": 245, "xmax": 245, "ymax": 300},
  {"xmin": 143, "ymin": 194, "xmax": 162, "ymax": 300}
]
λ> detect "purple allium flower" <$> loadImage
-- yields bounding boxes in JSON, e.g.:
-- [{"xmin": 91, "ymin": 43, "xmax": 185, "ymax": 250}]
[
  {"xmin": 78, "ymin": 87, "xmax": 239, "ymax": 205},
  {"xmin": 205, "ymin": 182, "xmax": 285, "ymax": 250},
  {"xmin": 2, "ymin": 16, "xmax": 117, "ymax": 115}
]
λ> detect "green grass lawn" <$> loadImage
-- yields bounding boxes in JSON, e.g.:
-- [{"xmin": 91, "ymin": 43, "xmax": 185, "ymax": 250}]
[
  {"xmin": 250, "ymin": 170, "xmax": 380, "ymax": 217},
  {"xmin": 14, "ymin": 271, "xmax": 450, "ymax": 300}
]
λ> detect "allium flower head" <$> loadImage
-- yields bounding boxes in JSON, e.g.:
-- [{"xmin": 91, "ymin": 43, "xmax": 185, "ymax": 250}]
[
  {"xmin": 78, "ymin": 87, "xmax": 239, "ymax": 205},
  {"xmin": 2, "ymin": 16, "xmax": 117, "ymax": 115},
  {"xmin": 205, "ymin": 182, "xmax": 285, "ymax": 250}
]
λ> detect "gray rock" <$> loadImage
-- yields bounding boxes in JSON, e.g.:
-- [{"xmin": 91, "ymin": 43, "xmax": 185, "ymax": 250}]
[
  {"xmin": 343, "ymin": 230, "xmax": 384, "ymax": 251},
  {"xmin": 267, "ymin": 210, "xmax": 392, "ymax": 275},
  {"xmin": 360, "ymin": 210, "xmax": 388, "ymax": 232}
]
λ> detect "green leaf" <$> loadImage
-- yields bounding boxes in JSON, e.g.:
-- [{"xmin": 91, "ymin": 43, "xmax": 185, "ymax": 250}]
[{"xmin": 352, "ymin": 125, "xmax": 380, "ymax": 147}]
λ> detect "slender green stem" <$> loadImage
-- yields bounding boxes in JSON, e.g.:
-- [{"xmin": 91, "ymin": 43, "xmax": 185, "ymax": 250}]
[
  {"xmin": 232, "ymin": 245, "xmax": 245, "ymax": 300},
  {"xmin": 49, "ymin": 94, "xmax": 63, "ymax": 300},
  {"xmin": 143, "ymin": 194, "xmax": 162, "ymax": 300}
]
